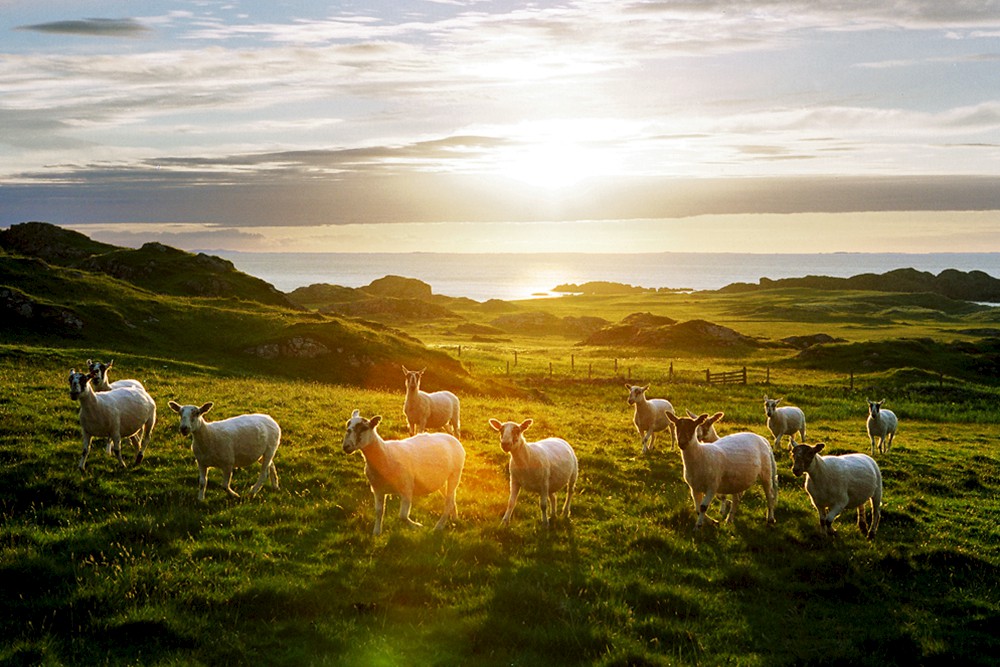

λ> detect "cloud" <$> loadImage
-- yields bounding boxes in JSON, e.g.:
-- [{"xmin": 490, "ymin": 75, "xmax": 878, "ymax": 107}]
[{"xmin": 17, "ymin": 18, "xmax": 150, "ymax": 38}]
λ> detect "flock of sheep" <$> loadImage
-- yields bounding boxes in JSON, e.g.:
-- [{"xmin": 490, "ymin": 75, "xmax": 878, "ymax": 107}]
[{"xmin": 66, "ymin": 360, "xmax": 898, "ymax": 540}]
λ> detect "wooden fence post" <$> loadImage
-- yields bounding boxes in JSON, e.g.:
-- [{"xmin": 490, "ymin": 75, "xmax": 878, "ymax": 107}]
[
  {"xmin": 514, "ymin": 350, "xmax": 518, "ymax": 367},
  {"xmin": 549, "ymin": 361, "xmax": 553, "ymax": 377},
  {"xmin": 588, "ymin": 363, "xmax": 592, "ymax": 379},
  {"xmin": 571, "ymin": 354, "xmax": 575, "ymax": 371},
  {"xmin": 706, "ymin": 368, "xmax": 711, "ymax": 383},
  {"xmin": 850, "ymin": 371, "xmax": 854, "ymax": 391},
  {"xmin": 614, "ymin": 358, "xmax": 618, "ymax": 374},
  {"xmin": 742, "ymin": 366, "xmax": 747, "ymax": 385},
  {"xmin": 506, "ymin": 360, "xmax": 510, "ymax": 375},
  {"xmin": 669, "ymin": 361, "xmax": 674, "ymax": 382}
]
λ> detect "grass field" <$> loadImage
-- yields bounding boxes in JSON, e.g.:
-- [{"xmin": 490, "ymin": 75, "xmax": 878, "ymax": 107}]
[{"xmin": 1, "ymin": 330, "xmax": 998, "ymax": 666}]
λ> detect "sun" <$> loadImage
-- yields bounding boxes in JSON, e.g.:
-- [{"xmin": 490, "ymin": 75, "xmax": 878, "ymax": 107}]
[{"xmin": 498, "ymin": 140, "xmax": 602, "ymax": 189}]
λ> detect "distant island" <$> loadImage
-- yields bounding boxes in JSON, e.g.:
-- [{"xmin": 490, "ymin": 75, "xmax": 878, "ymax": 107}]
[
  {"xmin": 718, "ymin": 267, "xmax": 1000, "ymax": 302},
  {"xmin": 552, "ymin": 281, "xmax": 690, "ymax": 295}
]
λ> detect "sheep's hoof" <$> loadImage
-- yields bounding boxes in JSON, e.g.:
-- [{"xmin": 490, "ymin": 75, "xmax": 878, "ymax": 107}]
[{"xmin": 132, "ymin": 452, "xmax": 144, "ymax": 467}]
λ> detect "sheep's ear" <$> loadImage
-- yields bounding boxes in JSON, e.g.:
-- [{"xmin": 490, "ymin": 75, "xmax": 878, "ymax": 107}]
[
  {"xmin": 813, "ymin": 442, "xmax": 825, "ymax": 453},
  {"xmin": 418, "ymin": 367, "xmax": 426, "ymax": 374},
  {"xmin": 624, "ymin": 383, "xmax": 632, "ymax": 390},
  {"xmin": 488, "ymin": 419, "xmax": 503, "ymax": 431},
  {"xmin": 370, "ymin": 415, "xmax": 382, "ymax": 428},
  {"xmin": 641, "ymin": 385, "xmax": 649, "ymax": 392},
  {"xmin": 706, "ymin": 411, "xmax": 724, "ymax": 426},
  {"xmin": 878, "ymin": 399, "xmax": 885, "ymax": 405},
  {"xmin": 519, "ymin": 418, "xmax": 533, "ymax": 432},
  {"xmin": 168, "ymin": 401, "xmax": 182, "ymax": 413},
  {"xmin": 86, "ymin": 359, "xmax": 93, "ymax": 366},
  {"xmin": 198, "ymin": 402, "xmax": 213, "ymax": 415},
  {"xmin": 694, "ymin": 413, "xmax": 709, "ymax": 425},
  {"xmin": 107, "ymin": 360, "xmax": 114, "ymax": 368},
  {"xmin": 665, "ymin": 411, "xmax": 680, "ymax": 425},
  {"xmin": 685, "ymin": 409, "xmax": 698, "ymax": 418},
  {"xmin": 351, "ymin": 409, "xmax": 360, "ymax": 418},
  {"xmin": 402, "ymin": 365, "xmax": 409, "ymax": 374},
  {"xmin": 763, "ymin": 394, "xmax": 769, "ymax": 401}
]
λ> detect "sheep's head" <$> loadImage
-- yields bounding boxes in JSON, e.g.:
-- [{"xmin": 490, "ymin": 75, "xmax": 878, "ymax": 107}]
[
  {"xmin": 867, "ymin": 399, "xmax": 885, "ymax": 418},
  {"xmin": 625, "ymin": 384, "xmax": 649, "ymax": 406},
  {"xmin": 764, "ymin": 396, "xmax": 782, "ymax": 417},
  {"xmin": 344, "ymin": 409, "xmax": 381, "ymax": 454},
  {"xmin": 489, "ymin": 418, "xmax": 532, "ymax": 453},
  {"xmin": 791, "ymin": 441, "xmax": 824, "ymax": 477},
  {"xmin": 403, "ymin": 366, "xmax": 425, "ymax": 391},
  {"xmin": 68, "ymin": 370, "xmax": 92, "ymax": 400},
  {"xmin": 87, "ymin": 359, "xmax": 112, "ymax": 385},
  {"xmin": 666, "ymin": 411, "xmax": 723, "ymax": 449},
  {"xmin": 686, "ymin": 409, "xmax": 721, "ymax": 442},
  {"xmin": 169, "ymin": 401, "xmax": 212, "ymax": 437}
]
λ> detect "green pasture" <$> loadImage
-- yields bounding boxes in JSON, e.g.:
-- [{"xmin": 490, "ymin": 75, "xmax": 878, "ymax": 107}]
[{"xmin": 1, "ymin": 340, "xmax": 997, "ymax": 666}]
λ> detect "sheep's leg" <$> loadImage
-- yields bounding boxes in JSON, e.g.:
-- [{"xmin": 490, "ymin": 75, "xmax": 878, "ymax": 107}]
[
  {"xmin": 726, "ymin": 493, "xmax": 744, "ymax": 524},
  {"xmin": 398, "ymin": 496, "xmax": 422, "ymax": 528},
  {"xmin": 111, "ymin": 435, "xmax": 126, "ymax": 468},
  {"xmin": 696, "ymin": 489, "xmax": 719, "ymax": 528},
  {"xmin": 641, "ymin": 431, "xmax": 651, "ymax": 454},
  {"xmin": 268, "ymin": 461, "xmax": 280, "ymax": 490},
  {"xmin": 133, "ymin": 420, "xmax": 152, "ymax": 466},
  {"xmin": 720, "ymin": 497, "xmax": 733, "ymax": 522},
  {"xmin": 250, "ymin": 447, "xmax": 277, "ymax": 495},
  {"xmin": 501, "ymin": 480, "xmax": 521, "ymax": 526},
  {"xmin": 868, "ymin": 497, "xmax": 881, "ymax": 540},
  {"xmin": 372, "ymin": 493, "xmax": 386, "ymax": 536},
  {"xmin": 562, "ymin": 473, "xmax": 577, "ymax": 518},
  {"xmin": 434, "ymin": 482, "xmax": 457, "ymax": 531},
  {"xmin": 856, "ymin": 506, "xmax": 869, "ymax": 535},
  {"xmin": 547, "ymin": 492, "xmax": 558, "ymax": 525},
  {"xmin": 823, "ymin": 501, "xmax": 848, "ymax": 535},
  {"xmin": 222, "ymin": 467, "xmax": 240, "ymax": 498},
  {"xmin": 870, "ymin": 436, "xmax": 877, "ymax": 457},
  {"xmin": 539, "ymin": 489, "xmax": 550, "ymax": 526},
  {"xmin": 886, "ymin": 432, "xmax": 894, "ymax": 453},
  {"xmin": 197, "ymin": 466, "xmax": 209, "ymax": 501},
  {"xmin": 79, "ymin": 433, "xmax": 93, "ymax": 472}
]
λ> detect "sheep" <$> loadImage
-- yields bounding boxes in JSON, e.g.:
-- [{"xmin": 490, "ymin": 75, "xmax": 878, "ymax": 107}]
[
  {"xmin": 666, "ymin": 411, "xmax": 778, "ymax": 529},
  {"xmin": 791, "ymin": 441, "xmax": 882, "ymax": 539},
  {"xmin": 402, "ymin": 366, "xmax": 461, "ymax": 437},
  {"xmin": 489, "ymin": 418, "xmax": 578, "ymax": 528},
  {"xmin": 87, "ymin": 359, "xmax": 145, "ymax": 392},
  {"xmin": 69, "ymin": 370, "xmax": 156, "ymax": 472},
  {"xmin": 625, "ymin": 383, "xmax": 676, "ymax": 453},
  {"xmin": 168, "ymin": 401, "xmax": 280, "ymax": 502},
  {"xmin": 87, "ymin": 359, "xmax": 145, "ymax": 452},
  {"xmin": 866, "ymin": 399, "xmax": 898, "ymax": 456},
  {"xmin": 686, "ymin": 409, "xmax": 720, "ymax": 443},
  {"xmin": 343, "ymin": 410, "xmax": 465, "ymax": 536},
  {"xmin": 764, "ymin": 395, "xmax": 806, "ymax": 451}
]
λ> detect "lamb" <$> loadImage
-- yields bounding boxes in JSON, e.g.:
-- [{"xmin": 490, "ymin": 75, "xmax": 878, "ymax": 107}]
[
  {"xmin": 343, "ymin": 410, "xmax": 465, "ymax": 536},
  {"xmin": 666, "ymin": 411, "xmax": 778, "ymax": 529},
  {"xmin": 489, "ymin": 418, "xmax": 578, "ymax": 528},
  {"xmin": 168, "ymin": 401, "xmax": 280, "ymax": 501},
  {"xmin": 69, "ymin": 370, "xmax": 156, "ymax": 472},
  {"xmin": 625, "ymin": 383, "xmax": 676, "ymax": 453},
  {"xmin": 866, "ymin": 399, "xmax": 898, "ymax": 456},
  {"xmin": 790, "ymin": 441, "xmax": 882, "ymax": 539},
  {"xmin": 764, "ymin": 395, "xmax": 806, "ymax": 451},
  {"xmin": 402, "ymin": 366, "xmax": 461, "ymax": 437}
]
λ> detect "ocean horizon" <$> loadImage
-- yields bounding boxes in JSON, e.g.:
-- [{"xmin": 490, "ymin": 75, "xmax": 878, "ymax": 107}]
[{"xmin": 210, "ymin": 251, "xmax": 1000, "ymax": 302}]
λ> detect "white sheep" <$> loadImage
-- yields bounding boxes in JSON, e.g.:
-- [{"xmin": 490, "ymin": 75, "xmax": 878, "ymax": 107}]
[
  {"xmin": 666, "ymin": 411, "xmax": 778, "ymax": 529},
  {"xmin": 626, "ymin": 383, "xmax": 676, "ymax": 453},
  {"xmin": 69, "ymin": 370, "xmax": 156, "ymax": 472},
  {"xmin": 87, "ymin": 359, "xmax": 145, "ymax": 392},
  {"xmin": 87, "ymin": 359, "xmax": 145, "ymax": 452},
  {"xmin": 168, "ymin": 401, "xmax": 280, "ymax": 502},
  {"xmin": 764, "ymin": 395, "xmax": 806, "ymax": 451},
  {"xmin": 402, "ymin": 366, "xmax": 461, "ymax": 437},
  {"xmin": 791, "ymin": 441, "xmax": 882, "ymax": 539},
  {"xmin": 686, "ymin": 409, "xmax": 720, "ymax": 443},
  {"xmin": 866, "ymin": 399, "xmax": 898, "ymax": 456},
  {"xmin": 343, "ymin": 410, "xmax": 465, "ymax": 536},
  {"xmin": 488, "ymin": 418, "xmax": 578, "ymax": 528}
]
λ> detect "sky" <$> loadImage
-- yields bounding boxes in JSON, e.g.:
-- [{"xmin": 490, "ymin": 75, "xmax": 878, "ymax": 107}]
[{"xmin": 1, "ymin": 0, "xmax": 1000, "ymax": 254}]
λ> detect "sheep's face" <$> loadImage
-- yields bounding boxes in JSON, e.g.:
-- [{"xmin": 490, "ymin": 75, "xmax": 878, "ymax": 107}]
[
  {"xmin": 68, "ymin": 371, "xmax": 92, "ymax": 400},
  {"xmin": 626, "ymin": 385, "xmax": 648, "ymax": 406},
  {"xmin": 764, "ymin": 398, "xmax": 781, "ymax": 418},
  {"xmin": 489, "ymin": 418, "xmax": 531, "ymax": 453},
  {"xmin": 791, "ymin": 442, "xmax": 823, "ymax": 477},
  {"xmin": 867, "ymin": 401, "xmax": 882, "ymax": 419},
  {"xmin": 169, "ymin": 402, "xmax": 212, "ymax": 437},
  {"xmin": 344, "ymin": 411, "xmax": 380, "ymax": 454},
  {"xmin": 403, "ymin": 368, "xmax": 424, "ymax": 392},
  {"xmin": 87, "ymin": 360, "xmax": 111, "ymax": 386}
]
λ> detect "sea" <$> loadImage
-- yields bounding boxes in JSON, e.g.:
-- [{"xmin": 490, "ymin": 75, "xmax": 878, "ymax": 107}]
[{"xmin": 210, "ymin": 251, "xmax": 1000, "ymax": 302}]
